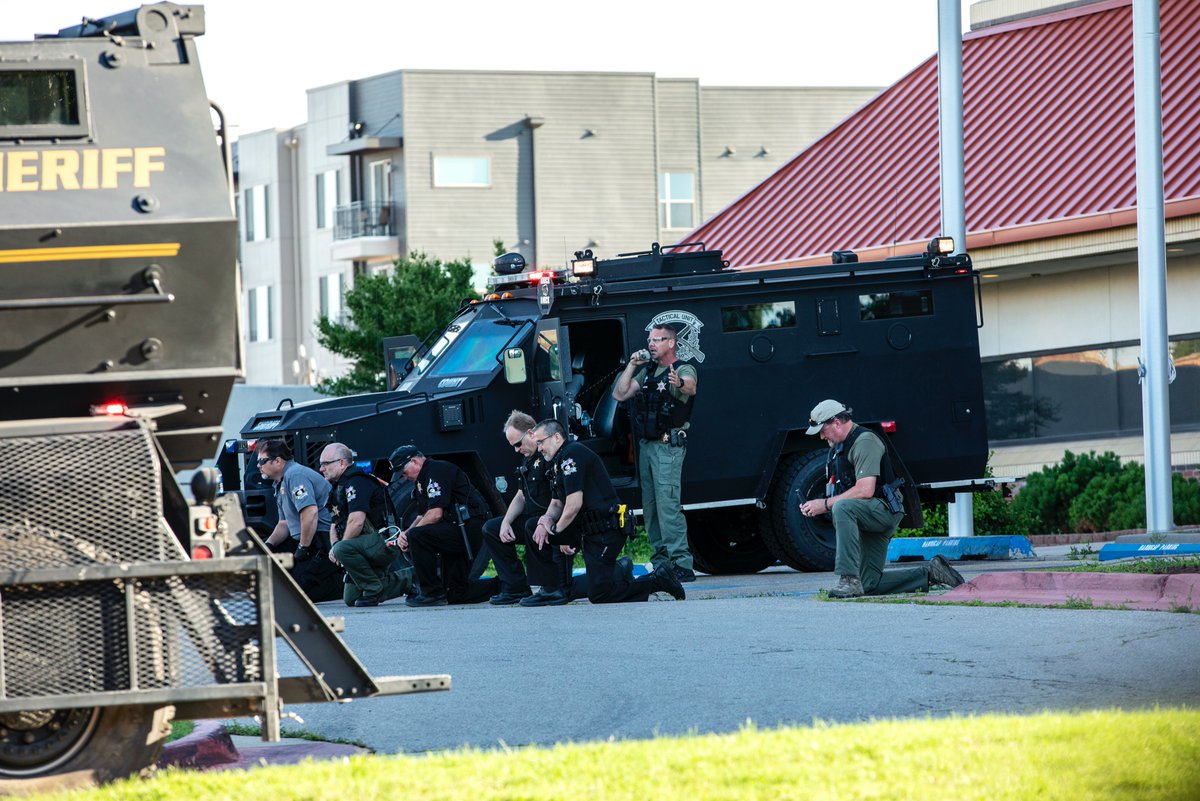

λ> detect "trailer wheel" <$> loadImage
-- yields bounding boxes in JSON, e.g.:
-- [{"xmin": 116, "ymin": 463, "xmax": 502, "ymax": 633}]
[
  {"xmin": 759, "ymin": 451, "xmax": 836, "ymax": 571},
  {"xmin": 686, "ymin": 507, "xmax": 777, "ymax": 574},
  {"xmin": 0, "ymin": 705, "xmax": 174, "ymax": 794}
]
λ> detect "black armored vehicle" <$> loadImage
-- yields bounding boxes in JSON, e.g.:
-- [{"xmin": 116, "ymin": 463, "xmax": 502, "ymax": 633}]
[
  {"xmin": 229, "ymin": 239, "xmax": 989, "ymax": 574},
  {"xmin": 0, "ymin": 5, "xmax": 444, "ymax": 793}
]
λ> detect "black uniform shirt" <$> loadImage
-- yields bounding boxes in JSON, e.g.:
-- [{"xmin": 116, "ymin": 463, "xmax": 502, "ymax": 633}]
[
  {"xmin": 518, "ymin": 453, "xmax": 554, "ymax": 513},
  {"xmin": 335, "ymin": 469, "xmax": 386, "ymax": 537},
  {"xmin": 551, "ymin": 441, "xmax": 619, "ymax": 512},
  {"xmin": 413, "ymin": 458, "xmax": 486, "ymax": 518}
]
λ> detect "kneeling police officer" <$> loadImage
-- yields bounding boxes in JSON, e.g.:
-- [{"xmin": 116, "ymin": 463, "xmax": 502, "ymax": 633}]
[
  {"xmin": 389, "ymin": 445, "xmax": 499, "ymax": 607},
  {"xmin": 532, "ymin": 419, "xmax": 685, "ymax": 604},
  {"xmin": 318, "ymin": 443, "xmax": 415, "ymax": 608}
]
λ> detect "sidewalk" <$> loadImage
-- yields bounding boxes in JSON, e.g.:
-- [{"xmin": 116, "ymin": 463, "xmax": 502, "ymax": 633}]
[{"xmin": 158, "ymin": 721, "xmax": 369, "ymax": 772}]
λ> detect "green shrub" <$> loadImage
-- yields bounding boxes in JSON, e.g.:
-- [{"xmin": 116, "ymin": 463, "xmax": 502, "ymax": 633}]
[
  {"xmin": 1011, "ymin": 450, "xmax": 1124, "ymax": 534},
  {"xmin": 895, "ymin": 456, "xmax": 1038, "ymax": 537},
  {"xmin": 1068, "ymin": 467, "xmax": 1200, "ymax": 533}
]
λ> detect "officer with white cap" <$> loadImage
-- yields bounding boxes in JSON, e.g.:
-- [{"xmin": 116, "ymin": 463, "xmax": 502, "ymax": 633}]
[{"xmin": 801, "ymin": 400, "xmax": 964, "ymax": 598}]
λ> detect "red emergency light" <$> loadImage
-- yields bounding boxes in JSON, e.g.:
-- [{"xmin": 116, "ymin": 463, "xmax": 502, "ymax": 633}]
[
  {"xmin": 90, "ymin": 401, "xmax": 128, "ymax": 416},
  {"xmin": 881, "ymin": 420, "xmax": 897, "ymax": 434}
]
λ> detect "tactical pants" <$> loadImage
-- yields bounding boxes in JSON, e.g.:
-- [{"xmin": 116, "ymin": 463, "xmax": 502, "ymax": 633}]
[
  {"xmin": 342, "ymin": 566, "xmax": 415, "ymax": 607},
  {"xmin": 582, "ymin": 526, "xmax": 661, "ymax": 604},
  {"xmin": 331, "ymin": 529, "xmax": 394, "ymax": 598},
  {"xmin": 408, "ymin": 518, "xmax": 498, "ymax": 604},
  {"xmin": 278, "ymin": 530, "xmax": 343, "ymax": 603},
  {"xmin": 638, "ymin": 439, "xmax": 692, "ymax": 570},
  {"xmin": 482, "ymin": 514, "xmax": 587, "ymax": 599},
  {"xmin": 832, "ymin": 498, "xmax": 928, "ymax": 595}
]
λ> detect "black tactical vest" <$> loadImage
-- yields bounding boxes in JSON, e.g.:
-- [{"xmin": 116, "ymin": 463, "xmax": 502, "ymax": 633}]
[
  {"xmin": 335, "ymin": 466, "xmax": 386, "ymax": 534},
  {"xmin": 632, "ymin": 360, "xmax": 694, "ymax": 440},
  {"xmin": 826, "ymin": 425, "xmax": 894, "ymax": 500}
]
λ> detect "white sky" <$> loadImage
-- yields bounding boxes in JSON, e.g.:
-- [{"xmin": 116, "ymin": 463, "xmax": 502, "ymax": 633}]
[{"xmin": 3, "ymin": 1, "xmax": 974, "ymax": 138}]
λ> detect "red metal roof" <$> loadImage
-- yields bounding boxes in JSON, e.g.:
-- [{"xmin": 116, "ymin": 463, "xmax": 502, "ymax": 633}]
[{"xmin": 690, "ymin": 0, "xmax": 1200, "ymax": 270}]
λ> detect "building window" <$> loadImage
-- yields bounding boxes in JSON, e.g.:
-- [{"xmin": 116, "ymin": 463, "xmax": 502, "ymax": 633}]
[
  {"xmin": 319, "ymin": 273, "xmax": 345, "ymax": 321},
  {"xmin": 659, "ymin": 172, "xmax": 694, "ymax": 230},
  {"xmin": 433, "ymin": 155, "xmax": 490, "ymax": 187},
  {"xmin": 244, "ymin": 184, "xmax": 271, "ymax": 242},
  {"xmin": 368, "ymin": 160, "xmax": 391, "ymax": 204},
  {"xmin": 247, "ymin": 286, "xmax": 273, "ymax": 343},
  {"xmin": 315, "ymin": 170, "xmax": 338, "ymax": 229},
  {"xmin": 982, "ymin": 336, "xmax": 1200, "ymax": 442}
]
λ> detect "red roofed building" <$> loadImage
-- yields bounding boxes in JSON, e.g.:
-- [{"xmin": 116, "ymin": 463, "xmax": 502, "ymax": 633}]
[{"xmin": 690, "ymin": 0, "xmax": 1200, "ymax": 477}]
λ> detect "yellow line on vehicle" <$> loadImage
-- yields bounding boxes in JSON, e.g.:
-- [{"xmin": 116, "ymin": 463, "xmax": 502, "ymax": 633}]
[{"xmin": 0, "ymin": 243, "xmax": 181, "ymax": 263}]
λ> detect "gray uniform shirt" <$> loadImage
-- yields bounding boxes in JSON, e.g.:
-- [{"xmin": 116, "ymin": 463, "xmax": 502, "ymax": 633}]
[{"xmin": 276, "ymin": 460, "xmax": 333, "ymax": 540}]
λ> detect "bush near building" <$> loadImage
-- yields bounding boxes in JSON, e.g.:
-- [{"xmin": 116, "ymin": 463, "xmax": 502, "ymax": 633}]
[{"xmin": 897, "ymin": 450, "xmax": 1200, "ymax": 537}]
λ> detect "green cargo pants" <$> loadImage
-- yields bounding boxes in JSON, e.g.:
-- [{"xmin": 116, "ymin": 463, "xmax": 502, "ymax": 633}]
[
  {"xmin": 638, "ymin": 439, "xmax": 692, "ymax": 571},
  {"xmin": 332, "ymin": 530, "xmax": 410, "ymax": 604},
  {"xmin": 832, "ymin": 497, "xmax": 928, "ymax": 595}
]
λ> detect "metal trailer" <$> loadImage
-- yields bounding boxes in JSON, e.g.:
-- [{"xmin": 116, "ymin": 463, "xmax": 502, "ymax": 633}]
[
  {"xmin": 226, "ymin": 240, "xmax": 992, "ymax": 576},
  {"xmin": 0, "ymin": 5, "xmax": 446, "ymax": 793}
]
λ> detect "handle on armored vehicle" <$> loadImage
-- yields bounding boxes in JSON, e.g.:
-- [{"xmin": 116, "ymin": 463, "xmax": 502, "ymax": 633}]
[{"xmin": 0, "ymin": 266, "xmax": 174, "ymax": 311}]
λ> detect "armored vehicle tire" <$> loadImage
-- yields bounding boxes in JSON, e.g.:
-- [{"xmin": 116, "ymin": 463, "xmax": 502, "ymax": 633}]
[
  {"xmin": 759, "ymin": 451, "xmax": 836, "ymax": 572},
  {"xmin": 0, "ymin": 704, "xmax": 174, "ymax": 794},
  {"xmin": 686, "ymin": 507, "xmax": 777, "ymax": 574}
]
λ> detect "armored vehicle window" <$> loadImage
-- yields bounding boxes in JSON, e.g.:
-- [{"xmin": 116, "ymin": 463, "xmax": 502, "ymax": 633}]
[
  {"xmin": 859, "ymin": 290, "xmax": 934, "ymax": 321},
  {"xmin": 0, "ymin": 63, "xmax": 88, "ymax": 139},
  {"xmin": 535, "ymin": 328, "xmax": 562, "ymax": 381},
  {"xmin": 721, "ymin": 301, "xmax": 796, "ymax": 333}
]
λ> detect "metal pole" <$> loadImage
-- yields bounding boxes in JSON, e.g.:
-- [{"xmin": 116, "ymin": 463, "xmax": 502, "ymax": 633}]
[
  {"xmin": 1133, "ymin": 0, "xmax": 1175, "ymax": 532},
  {"xmin": 939, "ymin": 0, "xmax": 974, "ymax": 537}
]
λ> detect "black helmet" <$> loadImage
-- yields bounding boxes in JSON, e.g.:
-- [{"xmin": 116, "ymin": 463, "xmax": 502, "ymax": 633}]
[{"xmin": 493, "ymin": 252, "xmax": 527, "ymax": 275}]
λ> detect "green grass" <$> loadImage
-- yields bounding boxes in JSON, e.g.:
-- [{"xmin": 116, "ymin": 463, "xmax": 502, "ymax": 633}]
[
  {"xmin": 222, "ymin": 722, "xmax": 367, "ymax": 748},
  {"xmin": 166, "ymin": 720, "xmax": 195, "ymax": 743},
  {"xmin": 1056, "ymin": 556, "xmax": 1200, "ymax": 574},
  {"xmin": 26, "ymin": 708, "xmax": 1200, "ymax": 800}
]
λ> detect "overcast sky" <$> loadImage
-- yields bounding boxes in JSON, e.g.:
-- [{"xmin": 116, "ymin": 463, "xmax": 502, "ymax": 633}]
[{"xmin": 4, "ymin": 1, "xmax": 974, "ymax": 138}]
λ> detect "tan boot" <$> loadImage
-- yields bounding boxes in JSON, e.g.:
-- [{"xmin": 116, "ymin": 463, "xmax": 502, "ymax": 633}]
[{"xmin": 828, "ymin": 575, "xmax": 864, "ymax": 598}]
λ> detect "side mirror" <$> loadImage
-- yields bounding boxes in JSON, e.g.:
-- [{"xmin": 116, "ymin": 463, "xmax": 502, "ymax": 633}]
[{"xmin": 503, "ymin": 348, "xmax": 528, "ymax": 384}]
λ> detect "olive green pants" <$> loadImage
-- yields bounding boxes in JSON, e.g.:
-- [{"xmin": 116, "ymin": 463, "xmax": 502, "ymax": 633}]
[
  {"xmin": 332, "ymin": 530, "xmax": 409, "ymax": 602},
  {"xmin": 832, "ymin": 498, "xmax": 928, "ymax": 595},
  {"xmin": 638, "ymin": 439, "xmax": 692, "ymax": 570}
]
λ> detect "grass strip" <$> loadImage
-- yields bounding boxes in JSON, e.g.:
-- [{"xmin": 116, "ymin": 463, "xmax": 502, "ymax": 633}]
[
  {"xmin": 1055, "ymin": 556, "xmax": 1200, "ymax": 574},
  {"xmin": 31, "ymin": 707, "xmax": 1200, "ymax": 801}
]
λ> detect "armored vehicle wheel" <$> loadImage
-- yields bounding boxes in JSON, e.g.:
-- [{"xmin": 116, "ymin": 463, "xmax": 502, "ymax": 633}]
[
  {"xmin": 759, "ymin": 451, "xmax": 836, "ymax": 571},
  {"xmin": 0, "ymin": 704, "xmax": 173, "ymax": 794},
  {"xmin": 686, "ymin": 507, "xmax": 776, "ymax": 574}
]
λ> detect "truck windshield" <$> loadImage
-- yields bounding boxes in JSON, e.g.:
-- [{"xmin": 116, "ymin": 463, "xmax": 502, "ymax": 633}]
[{"xmin": 400, "ymin": 305, "xmax": 534, "ymax": 390}]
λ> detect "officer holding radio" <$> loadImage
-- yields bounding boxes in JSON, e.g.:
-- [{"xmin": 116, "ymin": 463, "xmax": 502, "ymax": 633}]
[
  {"xmin": 800, "ymin": 399, "xmax": 965, "ymax": 598},
  {"xmin": 388, "ymin": 445, "xmax": 498, "ymax": 606},
  {"xmin": 613, "ymin": 322, "xmax": 698, "ymax": 583}
]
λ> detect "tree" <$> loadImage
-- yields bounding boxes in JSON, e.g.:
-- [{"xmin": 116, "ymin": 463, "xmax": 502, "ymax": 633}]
[{"xmin": 315, "ymin": 252, "xmax": 479, "ymax": 396}]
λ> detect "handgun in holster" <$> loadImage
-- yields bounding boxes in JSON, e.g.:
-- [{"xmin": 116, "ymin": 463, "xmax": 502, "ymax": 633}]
[{"xmin": 882, "ymin": 478, "xmax": 906, "ymax": 515}]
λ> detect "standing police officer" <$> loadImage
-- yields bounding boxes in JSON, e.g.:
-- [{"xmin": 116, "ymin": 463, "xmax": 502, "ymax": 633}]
[
  {"xmin": 318, "ymin": 442, "xmax": 414, "ymax": 608},
  {"xmin": 532, "ymin": 419, "xmax": 685, "ymax": 604},
  {"xmin": 255, "ymin": 438, "xmax": 342, "ymax": 602},
  {"xmin": 389, "ymin": 445, "xmax": 499, "ymax": 607},
  {"xmin": 799, "ymin": 400, "xmax": 965, "ymax": 598},
  {"xmin": 613, "ymin": 322, "xmax": 698, "ymax": 582}
]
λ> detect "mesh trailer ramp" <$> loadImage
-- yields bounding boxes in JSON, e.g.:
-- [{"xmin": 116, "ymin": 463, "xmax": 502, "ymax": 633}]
[{"xmin": 0, "ymin": 417, "xmax": 448, "ymax": 793}]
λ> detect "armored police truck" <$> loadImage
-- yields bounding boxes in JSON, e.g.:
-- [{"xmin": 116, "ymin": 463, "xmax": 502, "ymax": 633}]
[
  {"xmin": 0, "ymin": 5, "xmax": 445, "ymax": 794},
  {"xmin": 228, "ymin": 239, "xmax": 989, "ymax": 575}
]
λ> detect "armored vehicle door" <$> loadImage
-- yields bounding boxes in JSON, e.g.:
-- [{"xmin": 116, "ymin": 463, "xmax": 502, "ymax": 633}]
[{"xmin": 532, "ymin": 318, "xmax": 575, "ymax": 429}]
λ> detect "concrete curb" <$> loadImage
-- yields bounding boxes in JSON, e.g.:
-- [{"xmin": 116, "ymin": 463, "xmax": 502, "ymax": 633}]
[
  {"xmin": 933, "ymin": 571, "xmax": 1200, "ymax": 611},
  {"xmin": 158, "ymin": 721, "xmax": 239, "ymax": 770},
  {"xmin": 158, "ymin": 721, "xmax": 370, "ymax": 772},
  {"xmin": 887, "ymin": 535, "xmax": 1035, "ymax": 562}
]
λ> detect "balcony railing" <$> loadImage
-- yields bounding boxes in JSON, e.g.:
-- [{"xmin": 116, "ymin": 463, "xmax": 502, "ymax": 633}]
[{"xmin": 334, "ymin": 201, "xmax": 396, "ymax": 241}]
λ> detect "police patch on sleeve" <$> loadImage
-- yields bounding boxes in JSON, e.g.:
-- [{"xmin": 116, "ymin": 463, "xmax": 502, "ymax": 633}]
[
  {"xmin": 346, "ymin": 486, "xmax": 357, "ymax": 502},
  {"xmin": 292, "ymin": 485, "xmax": 308, "ymax": 501},
  {"xmin": 427, "ymin": 479, "xmax": 443, "ymax": 499},
  {"xmin": 561, "ymin": 458, "xmax": 577, "ymax": 475}
]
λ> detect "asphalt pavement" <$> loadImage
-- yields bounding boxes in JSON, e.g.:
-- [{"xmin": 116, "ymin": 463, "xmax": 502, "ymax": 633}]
[{"xmin": 233, "ymin": 548, "xmax": 1200, "ymax": 759}]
